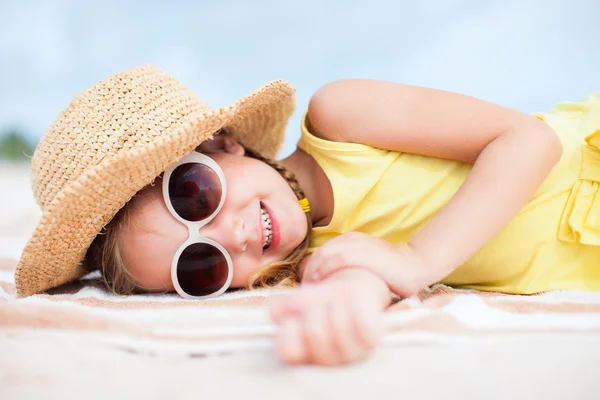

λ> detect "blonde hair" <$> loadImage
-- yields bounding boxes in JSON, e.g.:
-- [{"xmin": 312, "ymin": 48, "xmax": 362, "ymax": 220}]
[{"xmin": 83, "ymin": 144, "xmax": 313, "ymax": 295}]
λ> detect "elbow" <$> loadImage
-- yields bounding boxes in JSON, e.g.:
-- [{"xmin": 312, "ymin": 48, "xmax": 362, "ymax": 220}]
[
  {"xmin": 517, "ymin": 117, "xmax": 563, "ymax": 166},
  {"xmin": 537, "ymin": 122, "xmax": 563, "ymax": 165},
  {"xmin": 308, "ymin": 80, "xmax": 351, "ymax": 118},
  {"xmin": 307, "ymin": 80, "xmax": 352, "ymax": 139}
]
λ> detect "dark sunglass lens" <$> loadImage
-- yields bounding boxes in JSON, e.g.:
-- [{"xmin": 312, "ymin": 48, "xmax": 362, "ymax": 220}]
[
  {"xmin": 168, "ymin": 163, "xmax": 223, "ymax": 222},
  {"xmin": 177, "ymin": 243, "xmax": 229, "ymax": 297}
]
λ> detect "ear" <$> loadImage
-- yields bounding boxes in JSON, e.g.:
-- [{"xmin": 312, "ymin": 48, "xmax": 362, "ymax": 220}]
[
  {"xmin": 198, "ymin": 131, "xmax": 245, "ymax": 156},
  {"xmin": 222, "ymin": 134, "xmax": 245, "ymax": 156}
]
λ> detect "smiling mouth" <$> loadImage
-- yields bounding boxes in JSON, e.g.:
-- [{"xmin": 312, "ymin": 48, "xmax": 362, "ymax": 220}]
[{"xmin": 260, "ymin": 204, "xmax": 272, "ymax": 249}]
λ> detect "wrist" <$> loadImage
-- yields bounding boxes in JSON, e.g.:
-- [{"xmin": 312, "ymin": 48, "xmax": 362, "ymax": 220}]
[
  {"xmin": 401, "ymin": 242, "xmax": 447, "ymax": 289},
  {"xmin": 321, "ymin": 267, "xmax": 392, "ymax": 308}
]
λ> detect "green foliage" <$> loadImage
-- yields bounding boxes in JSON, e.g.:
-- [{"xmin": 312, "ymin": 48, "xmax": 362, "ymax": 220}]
[{"xmin": 0, "ymin": 129, "xmax": 35, "ymax": 162}]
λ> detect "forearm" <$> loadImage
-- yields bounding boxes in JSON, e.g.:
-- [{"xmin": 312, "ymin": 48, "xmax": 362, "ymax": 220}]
[{"xmin": 409, "ymin": 123, "xmax": 562, "ymax": 285}]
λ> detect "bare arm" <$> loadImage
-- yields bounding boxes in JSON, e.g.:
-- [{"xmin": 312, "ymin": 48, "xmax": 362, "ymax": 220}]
[{"xmin": 306, "ymin": 80, "xmax": 562, "ymax": 287}]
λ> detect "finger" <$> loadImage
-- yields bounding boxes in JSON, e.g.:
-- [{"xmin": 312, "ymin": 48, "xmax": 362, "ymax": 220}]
[
  {"xmin": 351, "ymin": 299, "xmax": 385, "ymax": 350},
  {"xmin": 270, "ymin": 295, "xmax": 301, "ymax": 324},
  {"xmin": 301, "ymin": 250, "xmax": 324, "ymax": 282},
  {"xmin": 306, "ymin": 249, "xmax": 349, "ymax": 282},
  {"xmin": 303, "ymin": 302, "xmax": 339, "ymax": 366},
  {"xmin": 328, "ymin": 301, "xmax": 365, "ymax": 364},
  {"xmin": 301, "ymin": 239, "xmax": 344, "ymax": 282},
  {"xmin": 302, "ymin": 232, "xmax": 364, "ymax": 282},
  {"xmin": 275, "ymin": 317, "xmax": 306, "ymax": 365},
  {"xmin": 270, "ymin": 287, "xmax": 317, "ymax": 324}
]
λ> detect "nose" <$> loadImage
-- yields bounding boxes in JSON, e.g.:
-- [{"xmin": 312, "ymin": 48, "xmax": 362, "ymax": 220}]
[{"xmin": 199, "ymin": 213, "xmax": 248, "ymax": 253}]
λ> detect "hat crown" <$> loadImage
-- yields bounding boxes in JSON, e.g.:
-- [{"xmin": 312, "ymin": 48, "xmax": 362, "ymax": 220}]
[{"xmin": 31, "ymin": 65, "xmax": 210, "ymax": 208}]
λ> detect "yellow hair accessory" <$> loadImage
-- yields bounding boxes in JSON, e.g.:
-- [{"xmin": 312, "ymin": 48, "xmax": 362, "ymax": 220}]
[{"xmin": 298, "ymin": 197, "xmax": 311, "ymax": 213}]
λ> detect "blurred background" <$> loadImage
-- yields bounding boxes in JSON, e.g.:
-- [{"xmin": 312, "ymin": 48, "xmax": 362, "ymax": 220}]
[
  {"xmin": 0, "ymin": 0, "xmax": 599, "ymax": 258},
  {"xmin": 2, "ymin": 0, "xmax": 600, "ymax": 159}
]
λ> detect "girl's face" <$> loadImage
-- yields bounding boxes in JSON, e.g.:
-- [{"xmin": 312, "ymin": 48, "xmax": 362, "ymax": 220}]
[{"xmin": 119, "ymin": 143, "xmax": 308, "ymax": 293}]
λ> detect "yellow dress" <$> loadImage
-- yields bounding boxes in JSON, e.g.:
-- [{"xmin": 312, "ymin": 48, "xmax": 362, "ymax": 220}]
[{"xmin": 297, "ymin": 92, "xmax": 600, "ymax": 294}]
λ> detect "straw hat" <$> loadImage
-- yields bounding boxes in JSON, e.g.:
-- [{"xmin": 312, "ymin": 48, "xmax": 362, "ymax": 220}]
[{"xmin": 15, "ymin": 65, "xmax": 296, "ymax": 297}]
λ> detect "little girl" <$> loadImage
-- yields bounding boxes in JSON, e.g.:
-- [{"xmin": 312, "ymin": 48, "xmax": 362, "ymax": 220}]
[{"xmin": 15, "ymin": 65, "xmax": 600, "ymax": 367}]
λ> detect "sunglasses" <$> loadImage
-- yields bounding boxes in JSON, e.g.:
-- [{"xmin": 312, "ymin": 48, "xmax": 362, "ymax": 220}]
[{"xmin": 162, "ymin": 151, "xmax": 234, "ymax": 299}]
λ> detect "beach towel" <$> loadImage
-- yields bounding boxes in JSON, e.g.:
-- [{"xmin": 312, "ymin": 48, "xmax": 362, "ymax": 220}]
[{"xmin": 2, "ymin": 165, "xmax": 600, "ymax": 398}]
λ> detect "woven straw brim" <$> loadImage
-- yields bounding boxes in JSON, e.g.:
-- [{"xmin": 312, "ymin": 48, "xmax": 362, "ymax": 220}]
[{"xmin": 15, "ymin": 80, "xmax": 295, "ymax": 297}]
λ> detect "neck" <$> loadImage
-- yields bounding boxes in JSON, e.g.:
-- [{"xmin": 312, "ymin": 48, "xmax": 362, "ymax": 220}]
[{"xmin": 280, "ymin": 148, "xmax": 331, "ymax": 228}]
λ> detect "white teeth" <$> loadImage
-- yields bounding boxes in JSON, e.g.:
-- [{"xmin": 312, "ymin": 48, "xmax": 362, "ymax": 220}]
[{"xmin": 261, "ymin": 205, "xmax": 273, "ymax": 248}]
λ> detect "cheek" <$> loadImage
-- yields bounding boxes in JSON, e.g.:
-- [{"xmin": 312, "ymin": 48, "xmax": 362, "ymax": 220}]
[
  {"xmin": 222, "ymin": 157, "xmax": 277, "ymax": 196},
  {"xmin": 121, "ymin": 228, "xmax": 184, "ymax": 292},
  {"xmin": 126, "ymin": 242, "xmax": 178, "ymax": 292},
  {"xmin": 275, "ymin": 192, "xmax": 309, "ymax": 250},
  {"xmin": 230, "ymin": 259, "xmax": 257, "ymax": 288},
  {"xmin": 286, "ymin": 201, "xmax": 309, "ymax": 247}
]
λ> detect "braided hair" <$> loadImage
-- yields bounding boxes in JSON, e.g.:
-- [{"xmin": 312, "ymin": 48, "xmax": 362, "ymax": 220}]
[{"xmin": 242, "ymin": 146, "xmax": 313, "ymax": 288}]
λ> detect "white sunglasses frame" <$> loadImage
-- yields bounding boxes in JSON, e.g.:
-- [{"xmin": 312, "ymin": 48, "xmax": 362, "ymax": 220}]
[{"xmin": 162, "ymin": 151, "xmax": 234, "ymax": 299}]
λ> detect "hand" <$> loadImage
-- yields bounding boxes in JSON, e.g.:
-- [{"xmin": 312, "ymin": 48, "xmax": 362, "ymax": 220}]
[
  {"xmin": 270, "ymin": 269, "xmax": 387, "ymax": 366},
  {"xmin": 302, "ymin": 231, "xmax": 431, "ymax": 298}
]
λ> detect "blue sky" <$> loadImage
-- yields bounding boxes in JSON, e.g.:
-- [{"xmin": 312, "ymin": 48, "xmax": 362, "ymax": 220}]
[{"xmin": 1, "ymin": 0, "xmax": 599, "ymax": 157}]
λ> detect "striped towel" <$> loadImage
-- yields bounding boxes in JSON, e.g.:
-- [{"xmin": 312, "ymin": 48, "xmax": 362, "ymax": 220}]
[
  {"xmin": 2, "ymin": 257, "xmax": 600, "ymax": 357},
  {"xmin": 4, "ymin": 168, "xmax": 600, "ymax": 399}
]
